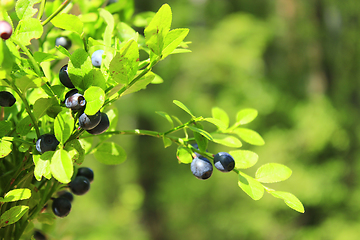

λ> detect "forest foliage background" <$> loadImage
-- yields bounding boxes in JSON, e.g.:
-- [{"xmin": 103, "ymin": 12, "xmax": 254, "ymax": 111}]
[{"xmin": 37, "ymin": 0, "xmax": 360, "ymax": 239}]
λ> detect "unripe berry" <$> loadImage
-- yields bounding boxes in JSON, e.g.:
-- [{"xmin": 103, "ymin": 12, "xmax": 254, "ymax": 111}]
[
  {"xmin": 213, "ymin": 152, "xmax": 235, "ymax": 172},
  {"xmin": 190, "ymin": 156, "xmax": 213, "ymax": 180},
  {"xmin": 36, "ymin": 134, "xmax": 59, "ymax": 154},
  {"xmin": 0, "ymin": 21, "xmax": 12, "ymax": 40},
  {"xmin": 69, "ymin": 176, "xmax": 91, "ymax": 195},
  {"xmin": 0, "ymin": 91, "xmax": 16, "ymax": 107},
  {"xmin": 59, "ymin": 65, "xmax": 75, "ymax": 88},
  {"xmin": 91, "ymin": 50, "xmax": 104, "ymax": 67},
  {"xmin": 52, "ymin": 197, "xmax": 71, "ymax": 217}
]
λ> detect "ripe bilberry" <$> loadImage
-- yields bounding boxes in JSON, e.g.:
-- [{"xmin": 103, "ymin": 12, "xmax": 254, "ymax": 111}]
[
  {"xmin": 59, "ymin": 64, "xmax": 75, "ymax": 88},
  {"xmin": 65, "ymin": 93, "xmax": 86, "ymax": 110},
  {"xmin": 91, "ymin": 50, "xmax": 104, "ymax": 67},
  {"xmin": 76, "ymin": 167, "xmax": 94, "ymax": 182},
  {"xmin": 36, "ymin": 134, "xmax": 59, "ymax": 154},
  {"xmin": 79, "ymin": 111, "xmax": 101, "ymax": 130},
  {"xmin": 0, "ymin": 91, "xmax": 16, "ymax": 107},
  {"xmin": 190, "ymin": 156, "xmax": 213, "ymax": 180},
  {"xmin": 55, "ymin": 36, "xmax": 72, "ymax": 50},
  {"xmin": 69, "ymin": 176, "xmax": 91, "ymax": 195},
  {"xmin": 213, "ymin": 152, "xmax": 235, "ymax": 172},
  {"xmin": 52, "ymin": 197, "xmax": 71, "ymax": 217},
  {"xmin": 86, "ymin": 112, "xmax": 109, "ymax": 135}
]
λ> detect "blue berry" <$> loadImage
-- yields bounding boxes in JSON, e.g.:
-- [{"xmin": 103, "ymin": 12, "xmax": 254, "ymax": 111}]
[
  {"xmin": 91, "ymin": 50, "xmax": 104, "ymax": 67},
  {"xmin": 36, "ymin": 134, "xmax": 59, "ymax": 154},
  {"xmin": 0, "ymin": 91, "xmax": 16, "ymax": 107},
  {"xmin": 52, "ymin": 197, "xmax": 71, "ymax": 217},
  {"xmin": 55, "ymin": 36, "xmax": 72, "ymax": 50},
  {"xmin": 59, "ymin": 65, "xmax": 75, "ymax": 88},
  {"xmin": 86, "ymin": 112, "xmax": 109, "ymax": 135},
  {"xmin": 79, "ymin": 111, "xmax": 101, "ymax": 130},
  {"xmin": 76, "ymin": 167, "xmax": 94, "ymax": 182},
  {"xmin": 69, "ymin": 176, "xmax": 90, "ymax": 195},
  {"xmin": 58, "ymin": 191, "xmax": 74, "ymax": 203},
  {"xmin": 213, "ymin": 152, "xmax": 235, "ymax": 172},
  {"xmin": 190, "ymin": 156, "xmax": 213, "ymax": 180},
  {"xmin": 65, "ymin": 93, "xmax": 86, "ymax": 110}
]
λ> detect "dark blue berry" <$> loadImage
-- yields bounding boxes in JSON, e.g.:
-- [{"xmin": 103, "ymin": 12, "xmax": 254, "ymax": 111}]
[
  {"xmin": 79, "ymin": 111, "xmax": 101, "ymax": 130},
  {"xmin": 36, "ymin": 134, "xmax": 59, "ymax": 154},
  {"xmin": 52, "ymin": 197, "xmax": 71, "ymax": 217},
  {"xmin": 58, "ymin": 191, "xmax": 74, "ymax": 203},
  {"xmin": 69, "ymin": 176, "xmax": 90, "ymax": 195},
  {"xmin": 213, "ymin": 152, "xmax": 235, "ymax": 172},
  {"xmin": 76, "ymin": 167, "xmax": 94, "ymax": 182},
  {"xmin": 55, "ymin": 36, "xmax": 72, "ymax": 50},
  {"xmin": 0, "ymin": 21, "xmax": 12, "ymax": 40},
  {"xmin": 86, "ymin": 112, "xmax": 109, "ymax": 135},
  {"xmin": 190, "ymin": 156, "xmax": 213, "ymax": 180},
  {"xmin": 33, "ymin": 230, "xmax": 47, "ymax": 240},
  {"xmin": 91, "ymin": 50, "xmax": 104, "ymax": 67},
  {"xmin": 59, "ymin": 65, "xmax": 75, "ymax": 88},
  {"xmin": 0, "ymin": 91, "xmax": 16, "ymax": 107}
]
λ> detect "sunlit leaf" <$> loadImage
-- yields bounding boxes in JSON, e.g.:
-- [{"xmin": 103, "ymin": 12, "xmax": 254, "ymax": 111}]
[
  {"xmin": 270, "ymin": 191, "xmax": 305, "ymax": 213},
  {"xmin": 50, "ymin": 149, "xmax": 73, "ymax": 184},
  {"xmin": 255, "ymin": 163, "xmax": 292, "ymax": 183},
  {"xmin": 229, "ymin": 150, "xmax": 258, "ymax": 169},
  {"xmin": 176, "ymin": 146, "xmax": 192, "ymax": 164},
  {"xmin": 173, "ymin": 100, "xmax": 194, "ymax": 117},
  {"xmin": 211, "ymin": 133, "xmax": 242, "ymax": 148},
  {"xmin": 233, "ymin": 128, "xmax": 265, "ymax": 146},
  {"xmin": 93, "ymin": 142, "xmax": 127, "ymax": 165},
  {"xmin": 0, "ymin": 206, "xmax": 29, "ymax": 228},
  {"xmin": 84, "ymin": 86, "xmax": 105, "ymax": 115},
  {"xmin": 51, "ymin": 13, "xmax": 84, "ymax": 35},
  {"xmin": 238, "ymin": 172, "xmax": 264, "ymax": 200},
  {"xmin": 212, "ymin": 107, "xmax": 229, "ymax": 130},
  {"xmin": 235, "ymin": 108, "xmax": 258, "ymax": 125},
  {"xmin": 0, "ymin": 188, "xmax": 31, "ymax": 203}
]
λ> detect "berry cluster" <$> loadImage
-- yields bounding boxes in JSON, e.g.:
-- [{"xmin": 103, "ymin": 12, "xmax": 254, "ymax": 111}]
[
  {"xmin": 51, "ymin": 167, "xmax": 94, "ymax": 218},
  {"xmin": 190, "ymin": 144, "xmax": 235, "ymax": 180}
]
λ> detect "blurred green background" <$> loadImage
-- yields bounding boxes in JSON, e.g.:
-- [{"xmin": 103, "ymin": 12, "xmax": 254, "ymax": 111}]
[{"xmin": 49, "ymin": 0, "xmax": 360, "ymax": 239}]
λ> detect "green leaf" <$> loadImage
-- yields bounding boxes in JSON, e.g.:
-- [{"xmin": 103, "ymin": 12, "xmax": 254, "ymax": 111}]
[
  {"xmin": 84, "ymin": 87, "xmax": 105, "ymax": 115},
  {"xmin": 176, "ymin": 146, "xmax": 193, "ymax": 164},
  {"xmin": 91, "ymin": 68, "xmax": 107, "ymax": 90},
  {"xmin": 15, "ymin": 76, "xmax": 45, "ymax": 93},
  {"xmin": 151, "ymin": 73, "xmax": 164, "ymax": 84},
  {"xmin": 15, "ymin": 0, "xmax": 41, "ymax": 19},
  {"xmin": 203, "ymin": 117, "xmax": 227, "ymax": 130},
  {"xmin": 50, "ymin": 149, "xmax": 73, "ymax": 183},
  {"xmin": 229, "ymin": 150, "xmax": 258, "ymax": 169},
  {"xmin": 14, "ymin": 18, "xmax": 43, "ymax": 46},
  {"xmin": 173, "ymin": 100, "xmax": 194, "ymax": 117},
  {"xmin": 236, "ymin": 108, "xmax": 258, "ymax": 125},
  {"xmin": 238, "ymin": 172, "xmax": 264, "ymax": 200},
  {"xmin": 99, "ymin": 9, "xmax": 114, "ymax": 47},
  {"xmin": 156, "ymin": 111, "xmax": 174, "ymax": 128},
  {"xmin": 162, "ymin": 28, "xmax": 189, "ymax": 59},
  {"xmin": 0, "ymin": 206, "xmax": 29, "ymax": 228},
  {"xmin": 54, "ymin": 109, "xmax": 74, "ymax": 145},
  {"xmin": 211, "ymin": 133, "xmax": 242, "ymax": 148},
  {"xmin": 0, "ymin": 41, "xmax": 15, "ymax": 77},
  {"xmin": 16, "ymin": 116, "xmax": 33, "ymax": 136},
  {"xmin": 33, "ymin": 98, "xmax": 58, "ymax": 120},
  {"xmin": 121, "ymin": 71, "xmax": 155, "ymax": 96},
  {"xmin": 144, "ymin": 3, "xmax": 172, "ymax": 55},
  {"xmin": 270, "ymin": 191, "xmax": 305, "ymax": 213},
  {"xmin": 68, "ymin": 49, "xmax": 94, "ymax": 91},
  {"xmin": 56, "ymin": 45, "xmax": 71, "ymax": 57},
  {"xmin": 255, "ymin": 163, "xmax": 292, "ymax": 183},
  {"xmin": 233, "ymin": 128, "xmax": 265, "ymax": 146},
  {"xmin": 0, "ymin": 121, "xmax": 12, "ymax": 138},
  {"xmin": 51, "ymin": 13, "xmax": 84, "ymax": 35},
  {"xmin": 193, "ymin": 123, "xmax": 208, "ymax": 152},
  {"xmin": 33, "ymin": 152, "xmax": 53, "ymax": 181},
  {"xmin": 93, "ymin": 142, "xmax": 127, "ymax": 165},
  {"xmin": 188, "ymin": 126, "xmax": 213, "ymax": 141},
  {"xmin": 109, "ymin": 40, "xmax": 139, "ymax": 85},
  {"xmin": 64, "ymin": 139, "xmax": 85, "ymax": 165},
  {"xmin": 0, "ymin": 138, "xmax": 12, "ymax": 158},
  {"xmin": 33, "ymin": 52, "xmax": 58, "ymax": 63},
  {"xmin": 162, "ymin": 136, "xmax": 172, "ymax": 148},
  {"xmin": 0, "ymin": 188, "xmax": 31, "ymax": 203},
  {"xmin": 212, "ymin": 107, "xmax": 229, "ymax": 130}
]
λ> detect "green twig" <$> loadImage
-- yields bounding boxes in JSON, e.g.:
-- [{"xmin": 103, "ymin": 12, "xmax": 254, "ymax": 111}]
[
  {"xmin": 37, "ymin": 0, "xmax": 46, "ymax": 21},
  {"xmin": 41, "ymin": 0, "xmax": 71, "ymax": 26}
]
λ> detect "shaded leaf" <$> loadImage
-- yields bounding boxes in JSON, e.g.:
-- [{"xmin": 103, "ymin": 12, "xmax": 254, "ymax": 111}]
[
  {"xmin": 173, "ymin": 100, "xmax": 194, "ymax": 117},
  {"xmin": 0, "ymin": 206, "xmax": 29, "ymax": 228},
  {"xmin": 93, "ymin": 142, "xmax": 127, "ymax": 165},
  {"xmin": 156, "ymin": 111, "xmax": 174, "ymax": 128}
]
